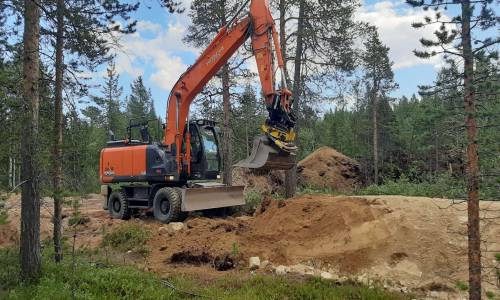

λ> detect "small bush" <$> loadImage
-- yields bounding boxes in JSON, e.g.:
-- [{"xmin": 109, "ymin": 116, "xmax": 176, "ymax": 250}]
[
  {"xmin": 101, "ymin": 223, "xmax": 152, "ymax": 255},
  {"xmin": 69, "ymin": 213, "xmax": 90, "ymax": 226},
  {"xmin": 455, "ymin": 281, "xmax": 468, "ymax": 291},
  {"xmin": 232, "ymin": 190, "xmax": 263, "ymax": 215},
  {"xmin": 0, "ymin": 194, "xmax": 9, "ymax": 225},
  {"xmin": 486, "ymin": 291, "xmax": 496, "ymax": 300}
]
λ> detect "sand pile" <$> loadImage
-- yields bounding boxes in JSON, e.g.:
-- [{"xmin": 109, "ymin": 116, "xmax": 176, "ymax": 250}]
[
  {"xmin": 146, "ymin": 195, "xmax": 500, "ymax": 294},
  {"xmin": 297, "ymin": 146, "xmax": 362, "ymax": 192}
]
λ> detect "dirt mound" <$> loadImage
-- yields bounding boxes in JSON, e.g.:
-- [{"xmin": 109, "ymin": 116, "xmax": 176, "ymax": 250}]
[
  {"xmin": 232, "ymin": 167, "xmax": 285, "ymax": 195},
  {"xmin": 146, "ymin": 194, "xmax": 500, "ymax": 294},
  {"xmin": 297, "ymin": 146, "xmax": 362, "ymax": 192},
  {"xmin": 2, "ymin": 193, "xmax": 499, "ymax": 296}
]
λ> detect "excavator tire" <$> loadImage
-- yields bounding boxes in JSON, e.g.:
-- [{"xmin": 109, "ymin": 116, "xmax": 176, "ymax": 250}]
[
  {"xmin": 153, "ymin": 187, "xmax": 182, "ymax": 223},
  {"xmin": 108, "ymin": 190, "xmax": 131, "ymax": 220},
  {"xmin": 173, "ymin": 187, "xmax": 188, "ymax": 221}
]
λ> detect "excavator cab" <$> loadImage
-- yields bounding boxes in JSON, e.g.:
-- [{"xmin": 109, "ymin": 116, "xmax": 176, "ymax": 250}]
[{"xmin": 185, "ymin": 120, "xmax": 222, "ymax": 180}]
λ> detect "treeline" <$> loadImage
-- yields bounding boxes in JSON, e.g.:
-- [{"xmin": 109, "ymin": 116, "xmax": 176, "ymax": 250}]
[
  {"xmin": 301, "ymin": 59, "xmax": 499, "ymax": 200},
  {"xmin": 0, "ymin": 57, "xmax": 161, "ymax": 193}
]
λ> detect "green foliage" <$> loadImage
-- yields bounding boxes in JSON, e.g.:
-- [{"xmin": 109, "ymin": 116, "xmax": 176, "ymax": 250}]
[
  {"xmin": 204, "ymin": 276, "xmax": 408, "ymax": 300},
  {"xmin": 244, "ymin": 190, "xmax": 263, "ymax": 210},
  {"xmin": 486, "ymin": 291, "xmax": 496, "ymax": 300},
  {"xmin": 455, "ymin": 281, "xmax": 468, "ymax": 291},
  {"xmin": 231, "ymin": 242, "xmax": 240, "ymax": 257},
  {"xmin": 356, "ymin": 174, "xmax": 466, "ymax": 199},
  {"xmin": 0, "ymin": 194, "xmax": 8, "ymax": 225},
  {"xmin": 298, "ymin": 186, "xmax": 337, "ymax": 196},
  {"xmin": 101, "ymin": 223, "xmax": 152, "ymax": 256},
  {"xmin": 0, "ymin": 247, "xmax": 407, "ymax": 300}
]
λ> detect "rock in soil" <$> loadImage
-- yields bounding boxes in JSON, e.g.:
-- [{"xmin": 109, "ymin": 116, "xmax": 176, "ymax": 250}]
[{"xmin": 249, "ymin": 256, "xmax": 260, "ymax": 270}]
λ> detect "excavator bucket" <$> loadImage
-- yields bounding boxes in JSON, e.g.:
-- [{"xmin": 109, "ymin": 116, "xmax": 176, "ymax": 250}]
[{"xmin": 234, "ymin": 135, "xmax": 296, "ymax": 170}]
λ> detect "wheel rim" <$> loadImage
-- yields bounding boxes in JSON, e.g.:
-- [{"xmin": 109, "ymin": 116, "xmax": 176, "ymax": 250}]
[
  {"xmin": 113, "ymin": 198, "xmax": 121, "ymax": 212},
  {"xmin": 160, "ymin": 198, "xmax": 170, "ymax": 215}
]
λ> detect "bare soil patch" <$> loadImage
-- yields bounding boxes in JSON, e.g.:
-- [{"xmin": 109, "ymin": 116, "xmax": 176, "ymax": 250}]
[{"xmin": 1, "ymin": 193, "xmax": 499, "ymax": 298}]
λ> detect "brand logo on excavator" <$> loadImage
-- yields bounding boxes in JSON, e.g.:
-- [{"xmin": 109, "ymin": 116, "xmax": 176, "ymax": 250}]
[{"xmin": 206, "ymin": 46, "xmax": 225, "ymax": 66}]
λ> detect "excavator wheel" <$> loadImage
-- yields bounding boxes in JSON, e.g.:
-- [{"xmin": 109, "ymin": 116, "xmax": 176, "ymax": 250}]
[
  {"xmin": 173, "ymin": 187, "xmax": 188, "ymax": 221},
  {"xmin": 234, "ymin": 135, "xmax": 296, "ymax": 170},
  {"xmin": 153, "ymin": 187, "xmax": 182, "ymax": 223},
  {"xmin": 108, "ymin": 190, "xmax": 131, "ymax": 220}
]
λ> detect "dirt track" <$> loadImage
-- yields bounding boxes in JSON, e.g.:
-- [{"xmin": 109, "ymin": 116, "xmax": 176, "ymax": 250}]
[{"xmin": 1, "ymin": 193, "xmax": 499, "ymax": 298}]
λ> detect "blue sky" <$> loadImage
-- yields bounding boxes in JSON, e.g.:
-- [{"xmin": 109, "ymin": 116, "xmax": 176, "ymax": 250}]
[{"xmin": 93, "ymin": 0, "xmax": 468, "ymax": 118}]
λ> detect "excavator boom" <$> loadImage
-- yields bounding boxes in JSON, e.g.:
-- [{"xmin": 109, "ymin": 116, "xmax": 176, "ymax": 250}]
[
  {"xmin": 163, "ymin": 0, "xmax": 296, "ymax": 174},
  {"xmin": 98, "ymin": 0, "xmax": 296, "ymax": 222}
]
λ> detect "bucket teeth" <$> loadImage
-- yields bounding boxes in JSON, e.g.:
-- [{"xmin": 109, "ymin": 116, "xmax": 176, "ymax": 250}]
[{"xmin": 234, "ymin": 135, "xmax": 296, "ymax": 170}]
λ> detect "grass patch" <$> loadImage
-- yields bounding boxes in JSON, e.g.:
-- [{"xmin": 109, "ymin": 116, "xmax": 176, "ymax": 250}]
[
  {"xmin": 101, "ymin": 223, "xmax": 152, "ymax": 256},
  {"xmin": 356, "ymin": 173, "xmax": 499, "ymax": 200},
  {"xmin": 0, "ymin": 246, "xmax": 409, "ymax": 300},
  {"xmin": 355, "ymin": 174, "xmax": 464, "ymax": 199},
  {"xmin": 298, "ymin": 185, "xmax": 337, "ymax": 196},
  {"xmin": 455, "ymin": 281, "xmax": 468, "ymax": 291},
  {"xmin": 486, "ymin": 291, "xmax": 496, "ymax": 300}
]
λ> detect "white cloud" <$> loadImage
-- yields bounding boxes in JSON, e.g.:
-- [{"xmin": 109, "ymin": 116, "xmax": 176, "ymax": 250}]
[
  {"xmin": 357, "ymin": 0, "xmax": 450, "ymax": 70},
  {"xmin": 113, "ymin": 16, "xmax": 197, "ymax": 91},
  {"xmin": 136, "ymin": 20, "xmax": 162, "ymax": 33}
]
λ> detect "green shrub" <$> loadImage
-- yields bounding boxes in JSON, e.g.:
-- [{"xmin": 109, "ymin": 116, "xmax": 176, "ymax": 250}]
[
  {"xmin": 68, "ymin": 214, "xmax": 90, "ymax": 226},
  {"xmin": 486, "ymin": 291, "xmax": 496, "ymax": 300},
  {"xmin": 101, "ymin": 223, "xmax": 152, "ymax": 255},
  {"xmin": 356, "ymin": 174, "xmax": 465, "ymax": 199},
  {"xmin": 245, "ymin": 190, "xmax": 263, "ymax": 207},
  {"xmin": 0, "ymin": 194, "xmax": 9, "ymax": 225},
  {"xmin": 455, "ymin": 281, "xmax": 468, "ymax": 291},
  {"xmin": 298, "ymin": 185, "xmax": 336, "ymax": 196}
]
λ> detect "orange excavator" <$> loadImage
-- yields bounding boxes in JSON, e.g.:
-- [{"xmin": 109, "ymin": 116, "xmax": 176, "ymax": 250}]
[{"xmin": 99, "ymin": 0, "xmax": 296, "ymax": 223}]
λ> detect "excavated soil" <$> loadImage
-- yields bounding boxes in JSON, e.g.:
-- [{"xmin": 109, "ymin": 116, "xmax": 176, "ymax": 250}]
[
  {"xmin": 232, "ymin": 146, "xmax": 362, "ymax": 195},
  {"xmin": 1, "ymin": 193, "xmax": 499, "ymax": 298},
  {"xmin": 297, "ymin": 146, "xmax": 362, "ymax": 192}
]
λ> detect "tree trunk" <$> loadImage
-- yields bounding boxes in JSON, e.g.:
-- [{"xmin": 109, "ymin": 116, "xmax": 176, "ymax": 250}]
[
  {"xmin": 284, "ymin": 0, "xmax": 305, "ymax": 198},
  {"xmin": 222, "ymin": 63, "xmax": 232, "ymax": 185},
  {"xmin": 245, "ymin": 123, "xmax": 249, "ymax": 157},
  {"xmin": 20, "ymin": 0, "xmax": 41, "ymax": 282},
  {"xmin": 462, "ymin": 1, "xmax": 481, "ymax": 299},
  {"xmin": 9, "ymin": 155, "xmax": 13, "ymax": 189},
  {"xmin": 53, "ymin": 0, "xmax": 65, "ymax": 263},
  {"xmin": 372, "ymin": 86, "xmax": 379, "ymax": 185},
  {"xmin": 279, "ymin": 0, "xmax": 290, "ymax": 86}
]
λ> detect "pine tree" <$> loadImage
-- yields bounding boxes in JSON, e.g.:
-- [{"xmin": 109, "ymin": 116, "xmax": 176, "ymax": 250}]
[
  {"xmin": 407, "ymin": 1, "xmax": 499, "ymax": 297},
  {"xmin": 362, "ymin": 28, "xmax": 398, "ymax": 185},
  {"xmin": 280, "ymin": 0, "xmax": 361, "ymax": 196},
  {"xmin": 20, "ymin": 0, "xmax": 41, "ymax": 281},
  {"xmin": 41, "ymin": 0, "xmax": 140, "ymax": 263},
  {"xmin": 90, "ymin": 59, "xmax": 125, "ymax": 139},
  {"xmin": 126, "ymin": 76, "xmax": 155, "ymax": 120}
]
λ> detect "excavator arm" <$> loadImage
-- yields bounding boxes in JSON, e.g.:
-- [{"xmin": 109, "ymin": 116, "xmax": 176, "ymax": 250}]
[{"xmin": 164, "ymin": 0, "xmax": 296, "ymax": 174}]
